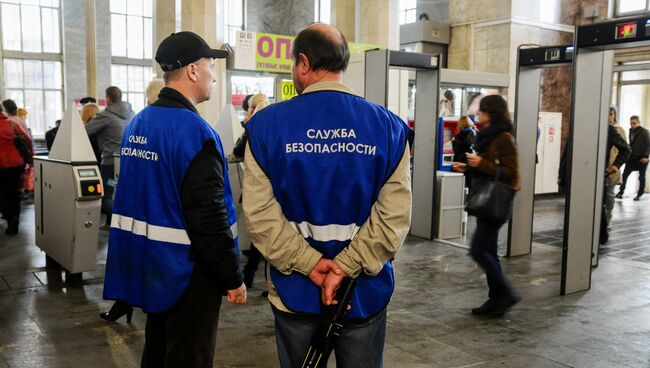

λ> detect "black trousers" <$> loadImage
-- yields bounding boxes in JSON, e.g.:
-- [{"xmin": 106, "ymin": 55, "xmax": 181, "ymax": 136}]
[
  {"xmin": 0, "ymin": 166, "xmax": 24, "ymax": 226},
  {"xmin": 141, "ymin": 273, "xmax": 222, "ymax": 368},
  {"xmin": 100, "ymin": 164, "xmax": 115, "ymax": 225},
  {"xmin": 243, "ymin": 244, "xmax": 262, "ymax": 281},
  {"xmin": 470, "ymin": 218, "xmax": 515, "ymax": 300},
  {"xmin": 620, "ymin": 159, "xmax": 648, "ymax": 197}
]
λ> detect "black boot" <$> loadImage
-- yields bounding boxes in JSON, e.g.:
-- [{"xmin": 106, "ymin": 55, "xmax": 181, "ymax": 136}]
[
  {"xmin": 471, "ymin": 299, "xmax": 496, "ymax": 315},
  {"xmin": 5, "ymin": 220, "xmax": 18, "ymax": 235},
  {"xmin": 485, "ymin": 295, "xmax": 521, "ymax": 318},
  {"xmin": 100, "ymin": 301, "xmax": 133, "ymax": 323}
]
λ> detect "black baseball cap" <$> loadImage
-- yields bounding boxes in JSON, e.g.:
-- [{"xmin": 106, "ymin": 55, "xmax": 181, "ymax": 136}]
[{"xmin": 155, "ymin": 31, "xmax": 229, "ymax": 71}]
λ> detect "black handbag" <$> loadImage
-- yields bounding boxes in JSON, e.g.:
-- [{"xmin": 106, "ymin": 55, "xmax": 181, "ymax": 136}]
[
  {"xmin": 11, "ymin": 121, "xmax": 33, "ymax": 165},
  {"xmin": 466, "ymin": 166, "xmax": 515, "ymax": 224}
]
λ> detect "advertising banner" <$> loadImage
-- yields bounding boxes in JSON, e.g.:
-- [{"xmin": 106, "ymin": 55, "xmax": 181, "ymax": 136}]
[
  {"xmin": 280, "ymin": 80, "xmax": 298, "ymax": 100},
  {"xmin": 234, "ymin": 31, "xmax": 378, "ymax": 74}
]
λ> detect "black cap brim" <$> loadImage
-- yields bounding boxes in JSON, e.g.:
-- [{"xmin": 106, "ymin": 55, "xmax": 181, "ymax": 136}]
[{"xmin": 205, "ymin": 48, "xmax": 229, "ymax": 59}]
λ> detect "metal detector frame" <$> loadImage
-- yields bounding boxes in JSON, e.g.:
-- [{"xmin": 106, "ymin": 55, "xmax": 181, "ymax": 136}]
[{"xmin": 364, "ymin": 49, "xmax": 441, "ymax": 239}]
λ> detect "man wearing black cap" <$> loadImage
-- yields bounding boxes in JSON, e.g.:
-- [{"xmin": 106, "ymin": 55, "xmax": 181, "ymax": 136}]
[{"xmin": 102, "ymin": 31, "xmax": 246, "ymax": 368}]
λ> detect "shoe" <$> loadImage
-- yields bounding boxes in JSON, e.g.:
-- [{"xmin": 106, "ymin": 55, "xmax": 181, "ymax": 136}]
[
  {"xmin": 615, "ymin": 193, "xmax": 623, "ymax": 199},
  {"xmin": 100, "ymin": 302, "xmax": 133, "ymax": 323},
  {"xmin": 471, "ymin": 299, "xmax": 496, "ymax": 315},
  {"xmin": 485, "ymin": 295, "xmax": 521, "ymax": 318},
  {"xmin": 5, "ymin": 221, "xmax": 18, "ymax": 235},
  {"xmin": 100, "ymin": 224, "xmax": 111, "ymax": 231},
  {"xmin": 634, "ymin": 195, "xmax": 642, "ymax": 201}
]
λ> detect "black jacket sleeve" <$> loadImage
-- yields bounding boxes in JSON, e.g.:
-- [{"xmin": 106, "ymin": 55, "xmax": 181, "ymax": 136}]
[
  {"xmin": 640, "ymin": 129, "xmax": 650, "ymax": 158},
  {"xmin": 181, "ymin": 140, "xmax": 243, "ymax": 294},
  {"xmin": 609, "ymin": 126, "xmax": 631, "ymax": 169},
  {"xmin": 232, "ymin": 131, "xmax": 248, "ymax": 159}
]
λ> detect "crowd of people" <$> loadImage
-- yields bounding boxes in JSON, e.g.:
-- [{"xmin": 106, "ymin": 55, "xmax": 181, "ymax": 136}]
[{"xmin": 1, "ymin": 21, "xmax": 649, "ymax": 368}]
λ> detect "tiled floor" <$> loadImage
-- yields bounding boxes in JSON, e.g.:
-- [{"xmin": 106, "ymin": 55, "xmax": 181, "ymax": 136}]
[
  {"xmin": 531, "ymin": 195, "xmax": 650, "ymax": 264},
  {"xmin": 1, "ymin": 199, "xmax": 650, "ymax": 367}
]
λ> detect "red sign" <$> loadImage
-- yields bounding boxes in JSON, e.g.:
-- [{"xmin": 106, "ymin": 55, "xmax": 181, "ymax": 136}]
[{"xmin": 616, "ymin": 22, "xmax": 637, "ymax": 39}]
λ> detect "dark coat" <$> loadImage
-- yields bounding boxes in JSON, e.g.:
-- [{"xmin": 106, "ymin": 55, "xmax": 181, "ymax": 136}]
[
  {"xmin": 468, "ymin": 131, "xmax": 520, "ymax": 190},
  {"xmin": 452, "ymin": 128, "xmax": 476, "ymax": 163},
  {"xmin": 629, "ymin": 126, "xmax": 650, "ymax": 160}
]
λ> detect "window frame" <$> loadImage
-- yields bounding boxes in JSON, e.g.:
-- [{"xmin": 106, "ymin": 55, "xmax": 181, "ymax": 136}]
[
  {"xmin": 0, "ymin": 0, "xmax": 64, "ymax": 139},
  {"xmin": 614, "ymin": 0, "xmax": 650, "ymax": 17},
  {"xmin": 110, "ymin": 0, "xmax": 154, "ymax": 113},
  {"xmin": 224, "ymin": 0, "xmax": 246, "ymax": 45},
  {"xmin": 399, "ymin": 0, "xmax": 417, "ymax": 26},
  {"xmin": 314, "ymin": 0, "xmax": 331, "ymax": 24},
  {"xmin": 110, "ymin": 63, "xmax": 153, "ymax": 113}
]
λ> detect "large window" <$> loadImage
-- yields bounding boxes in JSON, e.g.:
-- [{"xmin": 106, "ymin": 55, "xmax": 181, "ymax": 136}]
[
  {"xmin": 110, "ymin": 0, "xmax": 153, "ymax": 112},
  {"xmin": 111, "ymin": 64, "xmax": 152, "ymax": 113},
  {"xmin": 539, "ymin": 1, "xmax": 557, "ymax": 23},
  {"xmin": 399, "ymin": 0, "xmax": 417, "ymax": 25},
  {"xmin": 1, "ymin": 0, "xmax": 63, "ymax": 137},
  {"xmin": 224, "ymin": 0, "xmax": 244, "ymax": 45},
  {"xmin": 616, "ymin": 0, "xmax": 650, "ymax": 15},
  {"xmin": 314, "ymin": 0, "xmax": 330, "ymax": 24}
]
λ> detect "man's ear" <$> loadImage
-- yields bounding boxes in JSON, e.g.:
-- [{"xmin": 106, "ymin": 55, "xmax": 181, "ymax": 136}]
[
  {"xmin": 298, "ymin": 53, "xmax": 311, "ymax": 74},
  {"xmin": 186, "ymin": 63, "xmax": 199, "ymax": 82}
]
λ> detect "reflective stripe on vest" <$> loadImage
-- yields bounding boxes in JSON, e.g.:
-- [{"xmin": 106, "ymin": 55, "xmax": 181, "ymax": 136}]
[
  {"xmin": 111, "ymin": 214, "xmax": 191, "ymax": 245},
  {"xmin": 112, "ymin": 214, "xmax": 239, "ymax": 245},
  {"xmin": 289, "ymin": 221, "xmax": 360, "ymax": 242}
]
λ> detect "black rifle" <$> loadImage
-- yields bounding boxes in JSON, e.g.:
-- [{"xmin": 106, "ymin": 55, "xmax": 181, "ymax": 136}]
[{"xmin": 301, "ymin": 277, "xmax": 356, "ymax": 368}]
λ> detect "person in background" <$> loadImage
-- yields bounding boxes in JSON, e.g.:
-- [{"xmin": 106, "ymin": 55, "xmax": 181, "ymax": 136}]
[
  {"xmin": 2, "ymin": 100, "xmax": 28, "ymax": 133},
  {"xmin": 81, "ymin": 102, "xmax": 101, "ymax": 123},
  {"xmin": 617, "ymin": 115, "xmax": 649, "ymax": 201},
  {"xmin": 604, "ymin": 106, "xmax": 629, "ymax": 227},
  {"xmin": 17, "ymin": 108, "xmax": 27, "ymax": 121},
  {"xmin": 453, "ymin": 95, "xmax": 520, "ymax": 318},
  {"xmin": 80, "ymin": 103, "xmax": 102, "ymax": 162},
  {"xmin": 85, "ymin": 87, "xmax": 134, "ymax": 230},
  {"xmin": 231, "ymin": 94, "xmax": 254, "ymax": 159},
  {"xmin": 452, "ymin": 115, "xmax": 477, "ymax": 163},
  {"xmin": 452, "ymin": 116, "xmax": 477, "ymax": 188},
  {"xmin": 100, "ymin": 79, "xmax": 165, "ymax": 324},
  {"xmin": 79, "ymin": 96, "xmax": 97, "ymax": 105},
  {"xmin": 45, "ymin": 120, "xmax": 61, "ymax": 152},
  {"xmin": 145, "ymin": 79, "xmax": 165, "ymax": 105},
  {"xmin": 0, "ymin": 104, "xmax": 32, "ymax": 234},
  {"xmin": 599, "ymin": 110, "xmax": 630, "ymax": 243},
  {"xmin": 233, "ymin": 93, "xmax": 270, "ymax": 290}
]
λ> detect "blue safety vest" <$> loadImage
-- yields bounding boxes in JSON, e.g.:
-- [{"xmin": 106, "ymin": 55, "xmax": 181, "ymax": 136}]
[
  {"xmin": 246, "ymin": 89, "xmax": 413, "ymax": 319},
  {"xmin": 103, "ymin": 106, "xmax": 238, "ymax": 313}
]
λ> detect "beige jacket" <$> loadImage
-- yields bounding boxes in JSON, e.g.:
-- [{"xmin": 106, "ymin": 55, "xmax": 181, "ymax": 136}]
[
  {"xmin": 242, "ymin": 81, "xmax": 412, "ymax": 312},
  {"xmin": 608, "ymin": 124, "xmax": 628, "ymax": 186}
]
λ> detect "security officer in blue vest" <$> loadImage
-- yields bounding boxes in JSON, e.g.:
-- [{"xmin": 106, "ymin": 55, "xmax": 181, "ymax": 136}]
[
  {"xmin": 103, "ymin": 31, "xmax": 247, "ymax": 368},
  {"xmin": 243, "ymin": 23, "xmax": 413, "ymax": 368}
]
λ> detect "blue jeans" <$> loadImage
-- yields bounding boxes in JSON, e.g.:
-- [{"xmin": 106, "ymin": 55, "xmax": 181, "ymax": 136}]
[
  {"xmin": 272, "ymin": 306, "xmax": 386, "ymax": 368},
  {"xmin": 470, "ymin": 218, "xmax": 515, "ymax": 300}
]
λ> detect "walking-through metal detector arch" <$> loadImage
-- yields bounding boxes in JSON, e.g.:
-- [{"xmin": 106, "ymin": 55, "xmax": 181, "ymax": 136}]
[
  {"xmin": 509, "ymin": 45, "xmax": 574, "ymax": 258},
  {"xmin": 364, "ymin": 49, "xmax": 440, "ymax": 239},
  {"xmin": 564, "ymin": 15, "xmax": 650, "ymax": 294}
]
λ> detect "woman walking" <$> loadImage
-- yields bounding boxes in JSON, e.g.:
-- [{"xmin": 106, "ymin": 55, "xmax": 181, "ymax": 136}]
[
  {"xmin": 453, "ymin": 95, "xmax": 520, "ymax": 318},
  {"xmin": 0, "ymin": 104, "xmax": 31, "ymax": 234}
]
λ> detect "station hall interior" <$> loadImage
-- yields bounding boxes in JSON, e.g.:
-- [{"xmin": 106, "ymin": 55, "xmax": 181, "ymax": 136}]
[{"xmin": 1, "ymin": 0, "xmax": 650, "ymax": 367}]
